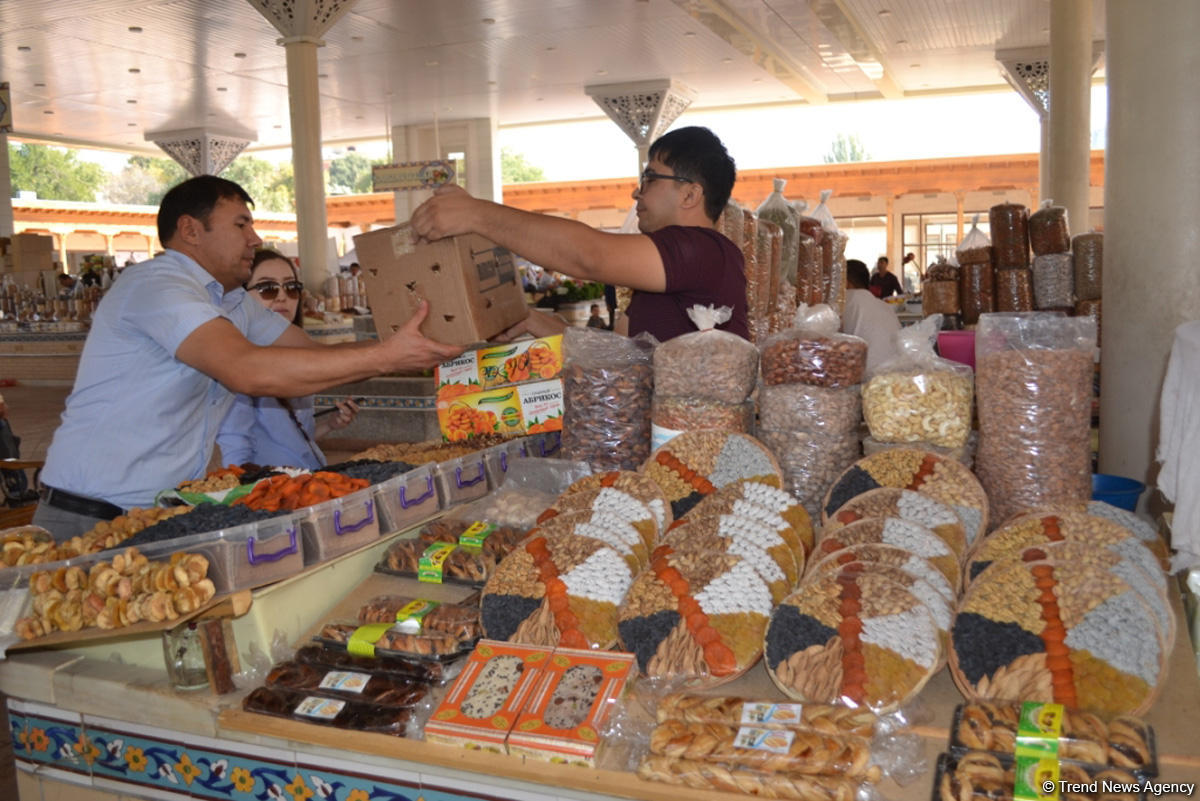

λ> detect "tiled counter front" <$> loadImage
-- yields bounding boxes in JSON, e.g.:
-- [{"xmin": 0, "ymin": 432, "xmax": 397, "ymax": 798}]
[{"xmin": 0, "ymin": 332, "xmax": 86, "ymax": 383}]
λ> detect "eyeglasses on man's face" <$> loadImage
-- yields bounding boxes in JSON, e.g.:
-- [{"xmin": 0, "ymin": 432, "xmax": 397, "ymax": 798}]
[
  {"xmin": 248, "ymin": 280, "xmax": 303, "ymax": 300},
  {"xmin": 638, "ymin": 169, "xmax": 693, "ymax": 193}
]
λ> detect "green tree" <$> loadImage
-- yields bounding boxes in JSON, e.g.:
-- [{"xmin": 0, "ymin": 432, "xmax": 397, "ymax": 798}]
[
  {"xmin": 8, "ymin": 144, "xmax": 107, "ymax": 201},
  {"xmin": 220, "ymin": 156, "xmax": 295, "ymax": 213},
  {"xmin": 823, "ymin": 133, "xmax": 870, "ymax": 164},
  {"xmin": 501, "ymin": 147, "xmax": 545, "ymax": 183},
  {"xmin": 102, "ymin": 155, "xmax": 188, "ymax": 205},
  {"xmin": 327, "ymin": 151, "xmax": 384, "ymax": 195}
]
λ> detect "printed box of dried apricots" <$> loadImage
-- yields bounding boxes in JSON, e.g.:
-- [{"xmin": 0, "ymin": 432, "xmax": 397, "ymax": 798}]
[
  {"xmin": 425, "ymin": 640, "xmax": 549, "ymax": 752},
  {"xmin": 436, "ymin": 379, "xmax": 563, "ymax": 442},
  {"xmin": 506, "ymin": 648, "xmax": 635, "ymax": 766},
  {"xmin": 435, "ymin": 335, "xmax": 562, "ymax": 403}
]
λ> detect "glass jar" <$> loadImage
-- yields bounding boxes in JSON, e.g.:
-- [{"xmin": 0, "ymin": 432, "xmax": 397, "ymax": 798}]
[{"xmin": 162, "ymin": 621, "xmax": 209, "ymax": 691}]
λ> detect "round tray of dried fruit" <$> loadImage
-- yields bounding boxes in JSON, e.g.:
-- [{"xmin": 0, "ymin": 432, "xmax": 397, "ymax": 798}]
[
  {"xmin": 965, "ymin": 510, "xmax": 1164, "ymax": 591},
  {"xmin": 824, "ymin": 487, "xmax": 968, "ymax": 564},
  {"xmin": 536, "ymin": 485, "xmax": 658, "ymax": 548},
  {"xmin": 950, "ymin": 555, "xmax": 1167, "ymax": 716},
  {"xmin": 617, "ymin": 549, "xmax": 773, "ymax": 687},
  {"xmin": 481, "ymin": 530, "xmax": 634, "ymax": 650},
  {"xmin": 822, "ymin": 449, "xmax": 988, "ymax": 545},
  {"xmin": 672, "ymin": 478, "xmax": 813, "ymax": 557},
  {"xmin": 764, "ymin": 567, "xmax": 942, "ymax": 713},
  {"xmin": 806, "ymin": 542, "xmax": 956, "ymax": 614},
  {"xmin": 812, "ymin": 516, "xmax": 962, "ymax": 596},
  {"xmin": 641, "ymin": 432, "xmax": 783, "ymax": 520},
  {"xmin": 654, "ymin": 514, "xmax": 803, "ymax": 603},
  {"xmin": 527, "ymin": 508, "xmax": 651, "ymax": 571},
  {"xmin": 989, "ymin": 502, "xmax": 1170, "ymax": 572},
  {"xmin": 555, "ymin": 470, "xmax": 671, "ymax": 535}
]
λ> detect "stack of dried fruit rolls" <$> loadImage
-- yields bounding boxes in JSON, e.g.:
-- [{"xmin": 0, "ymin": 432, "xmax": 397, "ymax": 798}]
[
  {"xmin": 553, "ymin": 470, "xmax": 671, "ymax": 534},
  {"xmin": 481, "ymin": 531, "xmax": 634, "ymax": 650},
  {"xmin": 537, "ymin": 486, "xmax": 660, "ymax": 545},
  {"xmin": 675, "ymin": 478, "xmax": 813, "ymax": 557},
  {"xmin": 765, "ymin": 565, "xmax": 942, "ymax": 712},
  {"xmin": 949, "ymin": 556, "xmax": 1166, "ymax": 716},
  {"xmin": 617, "ymin": 550, "xmax": 773, "ymax": 686},
  {"xmin": 526, "ymin": 509, "xmax": 650, "ymax": 571},
  {"xmin": 811, "ymin": 516, "xmax": 962, "ymax": 595},
  {"xmin": 641, "ymin": 432, "xmax": 783, "ymax": 519},
  {"xmin": 823, "ymin": 487, "xmax": 969, "ymax": 563},
  {"xmin": 822, "ymin": 449, "xmax": 989, "ymax": 544},
  {"xmin": 656, "ymin": 515, "xmax": 802, "ymax": 603}
]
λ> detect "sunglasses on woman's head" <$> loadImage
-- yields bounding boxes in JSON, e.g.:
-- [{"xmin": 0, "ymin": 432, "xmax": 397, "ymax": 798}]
[{"xmin": 248, "ymin": 280, "xmax": 303, "ymax": 300}]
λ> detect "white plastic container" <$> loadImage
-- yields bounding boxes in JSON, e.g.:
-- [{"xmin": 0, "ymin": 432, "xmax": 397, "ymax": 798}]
[
  {"xmin": 300, "ymin": 486, "xmax": 381, "ymax": 566},
  {"xmin": 435, "ymin": 453, "xmax": 490, "ymax": 508},
  {"xmin": 374, "ymin": 464, "xmax": 440, "ymax": 534}
]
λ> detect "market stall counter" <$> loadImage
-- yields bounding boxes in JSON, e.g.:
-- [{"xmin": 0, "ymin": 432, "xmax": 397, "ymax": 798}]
[{"xmin": 3, "ymin": 557, "xmax": 1199, "ymax": 801}]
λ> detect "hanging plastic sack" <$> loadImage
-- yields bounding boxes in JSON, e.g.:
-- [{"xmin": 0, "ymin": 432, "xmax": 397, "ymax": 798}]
[
  {"xmin": 1028, "ymin": 199, "xmax": 1071, "ymax": 255},
  {"xmin": 862, "ymin": 315, "xmax": 974, "ymax": 449},
  {"xmin": 654, "ymin": 305, "xmax": 759, "ymax": 405},
  {"xmin": 561, "ymin": 327, "xmax": 657, "ymax": 471},
  {"xmin": 756, "ymin": 179, "xmax": 801, "ymax": 287},
  {"xmin": 760, "ymin": 303, "xmax": 867, "ymax": 388}
]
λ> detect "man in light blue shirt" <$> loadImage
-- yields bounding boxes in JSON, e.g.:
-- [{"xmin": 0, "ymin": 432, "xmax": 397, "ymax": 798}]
[{"xmin": 34, "ymin": 176, "xmax": 462, "ymax": 540}]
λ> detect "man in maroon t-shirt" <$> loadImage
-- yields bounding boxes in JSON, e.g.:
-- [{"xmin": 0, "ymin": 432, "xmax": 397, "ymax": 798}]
[{"xmin": 409, "ymin": 127, "xmax": 748, "ymax": 342}]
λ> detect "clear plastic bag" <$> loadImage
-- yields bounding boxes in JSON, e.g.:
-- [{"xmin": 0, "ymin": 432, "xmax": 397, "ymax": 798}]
[
  {"xmin": 741, "ymin": 212, "xmax": 761, "ymax": 341},
  {"xmin": 1075, "ymin": 298, "xmax": 1102, "ymax": 346},
  {"xmin": 757, "ymin": 179, "xmax": 801, "ymax": 287},
  {"xmin": 975, "ymin": 313, "xmax": 1097, "ymax": 526},
  {"xmin": 810, "ymin": 190, "xmax": 838, "ymax": 306},
  {"xmin": 561, "ymin": 327, "xmax": 656, "ymax": 471},
  {"xmin": 757, "ymin": 427, "xmax": 861, "ymax": 520},
  {"xmin": 1032, "ymin": 252, "xmax": 1075, "ymax": 309},
  {"xmin": 1073, "ymin": 231, "xmax": 1103, "ymax": 301},
  {"xmin": 922, "ymin": 280, "xmax": 960, "ymax": 316},
  {"xmin": 654, "ymin": 305, "xmax": 758, "ymax": 404},
  {"xmin": 759, "ymin": 383, "xmax": 862, "ymax": 433},
  {"xmin": 956, "ymin": 214, "xmax": 992, "ymax": 266},
  {"xmin": 829, "ymin": 231, "xmax": 849, "ymax": 315},
  {"xmin": 772, "ymin": 280, "xmax": 798, "ymax": 335},
  {"xmin": 756, "ymin": 220, "xmax": 783, "ymax": 343},
  {"xmin": 761, "ymin": 304, "xmax": 868, "ymax": 388},
  {"xmin": 958, "ymin": 262, "xmax": 995, "ymax": 325},
  {"xmin": 925, "ymin": 256, "xmax": 958, "ymax": 282},
  {"xmin": 718, "ymin": 201, "xmax": 746, "ymax": 251},
  {"xmin": 651, "ymin": 397, "xmax": 754, "ymax": 443},
  {"xmin": 1028, "ymin": 200, "xmax": 1071, "ymax": 255},
  {"xmin": 797, "ymin": 231, "xmax": 822, "ymax": 307},
  {"xmin": 988, "ymin": 202, "xmax": 1030, "ymax": 269},
  {"xmin": 994, "ymin": 268, "xmax": 1033, "ymax": 312},
  {"xmin": 862, "ymin": 316, "xmax": 974, "ymax": 449}
]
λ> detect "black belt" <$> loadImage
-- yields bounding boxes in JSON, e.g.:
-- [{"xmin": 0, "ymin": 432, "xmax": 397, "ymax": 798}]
[{"xmin": 40, "ymin": 486, "xmax": 125, "ymax": 521}]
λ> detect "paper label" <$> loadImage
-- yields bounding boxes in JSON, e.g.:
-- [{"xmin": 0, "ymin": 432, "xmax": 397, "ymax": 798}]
[
  {"xmin": 345, "ymin": 622, "xmax": 392, "ymax": 657},
  {"xmin": 515, "ymin": 380, "xmax": 563, "ymax": 434},
  {"xmin": 419, "ymin": 542, "xmax": 457, "ymax": 583},
  {"xmin": 318, "ymin": 671, "xmax": 371, "ymax": 694},
  {"xmin": 1016, "ymin": 701, "xmax": 1063, "ymax": 757},
  {"xmin": 459, "ymin": 521, "xmax": 496, "ymax": 550},
  {"xmin": 739, "ymin": 702, "xmax": 804, "ymax": 726},
  {"xmin": 295, "ymin": 696, "xmax": 347, "ymax": 720},
  {"xmin": 1013, "ymin": 752, "xmax": 1060, "ymax": 801},
  {"xmin": 651, "ymin": 423, "xmax": 685, "ymax": 451},
  {"xmin": 391, "ymin": 598, "xmax": 440, "ymax": 633},
  {"xmin": 732, "ymin": 726, "xmax": 794, "ymax": 754}
]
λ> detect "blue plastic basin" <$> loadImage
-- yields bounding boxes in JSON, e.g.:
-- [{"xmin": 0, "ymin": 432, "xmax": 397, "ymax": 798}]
[{"xmin": 1091, "ymin": 473, "xmax": 1145, "ymax": 512}]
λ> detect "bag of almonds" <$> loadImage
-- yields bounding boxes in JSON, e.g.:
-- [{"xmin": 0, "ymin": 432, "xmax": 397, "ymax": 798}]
[
  {"xmin": 561, "ymin": 327, "xmax": 657, "ymax": 471},
  {"xmin": 975, "ymin": 312, "xmax": 1097, "ymax": 527},
  {"xmin": 761, "ymin": 304, "xmax": 868, "ymax": 389},
  {"xmin": 756, "ymin": 179, "xmax": 801, "ymax": 287},
  {"xmin": 862, "ymin": 315, "xmax": 974, "ymax": 449},
  {"xmin": 654, "ymin": 305, "xmax": 758, "ymax": 404}
]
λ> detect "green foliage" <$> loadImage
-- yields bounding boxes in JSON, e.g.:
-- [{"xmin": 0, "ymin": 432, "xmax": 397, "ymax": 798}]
[
  {"xmin": 822, "ymin": 133, "xmax": 870, "ymax": 164},
  {"xmin": 103, "ymin": 155, "xmax": 188, "ymax": 206},
  {"xmin": 327, "ymin": 151, "xmax": 385, "ymax": 195},
  {"xmin": 8, "ymin": 144, "xmax": 107, "ymax": 201},
  {"xmin": 220, "ymin": 156, "xmax": 295, "ymax": 213},
  {"xmin": 501, "ymin": 147, "xmax": 545, "ymax": 184}
]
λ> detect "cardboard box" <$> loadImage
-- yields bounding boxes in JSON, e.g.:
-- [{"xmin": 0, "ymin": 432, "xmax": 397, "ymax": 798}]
[
  {"xmin": 424, "ymin": 640, "xmax": 549, "ymax": 752},
  {"xmin": 354, "ymin": 223, "xmax": 528, "ymax": 346},
  {"xmin": 436, "ymin": 378, "xmax": 563, "ymax": 442},
  {"xmin": 8, "ymin": 233, "xmax": 53, "ymax": 254},
  {"xmin": 435, "ymin": 335, "xmax": 563, "ymax": 400},
  {"xmin": 8, "ymin": 250, "xmax": 53, "ymax": 273},
  {"xmin": 506, "ymin": 648, "xmax": 635, "ymax": 766}
]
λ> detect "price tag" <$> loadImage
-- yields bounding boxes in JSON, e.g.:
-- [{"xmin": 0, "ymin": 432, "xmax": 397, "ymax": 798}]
[
  {"xmin": 419, "ymin": 542, "xmax": 457, "ymax": 583},
  {"xmin": 733, "ymin": 726, "xmax": 794, "ymax": 754},
  {"xmin": 739, "ymin": 702, "xmax": 804, "ymax": 726},
  {"xmin": 295, "ymin": 696, "xmax": 346, "ymax": 720},
  {"xmin": 319, "ymin": 671, "xmax": 371, "ymax": 694}
]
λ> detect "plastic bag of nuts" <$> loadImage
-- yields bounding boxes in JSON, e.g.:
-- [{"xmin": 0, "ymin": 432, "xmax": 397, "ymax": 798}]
[
  {"xmin": 756, "ymin": 179, "xmax": 801, "ymax": 287},
  {"xmin": 923, "ymin": 280, "xmax": 960, "ymax": 316},
  {"xmin": 759, "ymin": 383, "xmax": 862, "ymax": 433},
  {"xmin": 862, "ymin": 315, "xmax": 975, "ymax": 449},
  {"xmin": 1028, "ymin": 201, "xmax": 1071, "ymax": 255},
  {"xmin": 562, "ymin": 327, "xmax": 657, "ymax": 471},
  {"xmin": 771, "ymin": 280, "xmax": 798, "ymax": 335},
  {"xmin": 654, "ymin": 305, "xmax": 759, "ymax": 404},
  {"xmin": 988, "ymin": 203, "xmax": 1030, "ymax": 269},
  {"xmin": 1073, "ymin": 232, "xmax": 1103, "ymax": 301},
  {"xmin": 994, "ymin": 269, "xmax": 1033, "ymax": 312},
  {"xmin": 1032, "ymin": 253, "xmax": 1075, "ymax": 309},
  {"xmin": 761, "ymin": 304, "xmax": 868, "ymax": 388},
  {"xmin": 975, "ymin": 313, "xmax": 1097, "ymax": 527},
  {"xmin": 651, "ymin": 397, "xmax": 754, "ymax": 448},
  {"xmin": 797, "ymin": 231, "xmax": 822, "ymax": 307},
  {"xmin": 956, "ymin": 214, "xmax": 992, "ymax": 267},
  {"xmin": 958, "ymin": 262, "xmax": 995, "ymax": 325},
  {"xmin": 757, "ymin": 427, "xmax": 861, "ymax": 519}
]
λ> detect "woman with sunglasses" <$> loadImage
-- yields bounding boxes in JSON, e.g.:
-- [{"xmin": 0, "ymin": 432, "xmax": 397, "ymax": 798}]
[{"xmin": 216, "ymin": 249, "xmax": 359, "ymax": 469}]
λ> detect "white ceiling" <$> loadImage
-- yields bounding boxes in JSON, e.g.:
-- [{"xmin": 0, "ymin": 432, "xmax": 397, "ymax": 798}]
[{"xmin": 0, "ymin": 0, "xmax": 1106, "ymax": 155}]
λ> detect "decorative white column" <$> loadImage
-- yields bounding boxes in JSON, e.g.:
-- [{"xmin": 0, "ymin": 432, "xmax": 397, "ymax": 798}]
[
  {"xmin": 1047, "ymin": 0, "xmax": 1092, "ymax": 231},
  {"xmin": 0, "ymin": 133, "xmax": 12, "ymax": 238},
  {"xmin": 1100, "ymin": 1, "xmax": 1200, "ymax": 490}
]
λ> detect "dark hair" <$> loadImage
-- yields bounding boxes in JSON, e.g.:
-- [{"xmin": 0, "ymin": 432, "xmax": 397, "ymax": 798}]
[
  {"xmin": 157, "ymin": 175, "xmax": 254, "ymax": 245},
  {"xmin": 846, "ymin": 259, "xmax": 870, "ymax": 288},
  {"xmin": 647, "ymin": 126, "xmax": 736, "ymax": 223},
  {"xmin": 248, "ymin": 248, "xmax": 302, "ymax": 325}
]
